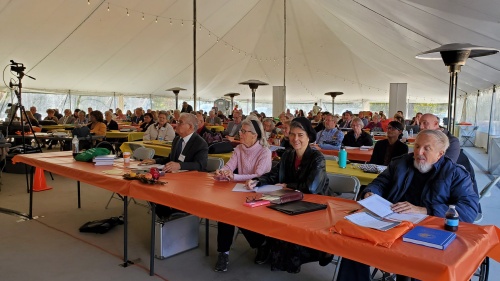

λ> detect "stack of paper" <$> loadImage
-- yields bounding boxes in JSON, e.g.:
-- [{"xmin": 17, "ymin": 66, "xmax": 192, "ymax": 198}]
[{"xmin": 93, "ymin": 155, "xmax": 116, "ymax": 166}]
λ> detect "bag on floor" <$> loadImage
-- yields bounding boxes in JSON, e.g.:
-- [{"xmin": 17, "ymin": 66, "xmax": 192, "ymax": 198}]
[{"xmin": 79, "ymin": 216, "xmax": 124, "ymax": 234}]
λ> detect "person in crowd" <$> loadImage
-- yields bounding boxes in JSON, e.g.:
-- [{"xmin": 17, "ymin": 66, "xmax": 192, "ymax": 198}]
[
  {"xmin": 312, "ymin": 102, "xmax": 322, "ymax": 115},
  {"xmin": 358, "ymin": 112, "xmax": 369, "ymax": 127},
  {"xmin": 339, "ymin": 111, "xmax": 353, "ymax": 128},
  {"xmin": 279, "ymin": 120, "xmax": 293, "ymax": 151},
  {"xmin": 217, "ymin": 110, "xmax": 227, "ymax": 122},
  {"xmin": 164, "ymin": 110, "xmax": 172, "ymax": 122},
  {"xmin": 244, "ymin": 117, "xmax": 330, "ymax": 273},
  {"xmin": 115, "ymin": 109, "xmax": 127, "ymax": 121},
  {"xmin": 85, "ymin": 107, "xmax": 93, "ymax": 119},
  {"xmin": 233, "ymin": 104, "xmax": 239, "ymax": 115},
  {"xmin": 72, "ymin": 108, "xmax": 81, "ymax": 119},
  {"xmin": 24, "ymin": 111, "xmax": 40, "ymax": 127},
  {"xmin": 223, "ymin": 110, "xmax": 242, "ymax": 139},
  {"xmin": 130, "ymin": 108, "xmax": 144, "ymax": 125},
  {"xmin": 262, "ymin": 118, "xmax": 278, "ymax": 139},
  {"xmin": 138, "ymin": 113, "xmax": 155, "ymax": 132},
  {"xmin": 275, "ymin": 112, "xmax": 288, "ymax": 127},
  {"xmin": 143, "ymin": 111, "xmax": 175, "ymax": 141},
  {"xmin": 87, "ymin": 110, "xmax": 107, "ymax": 138},
  {"xmin": 170, "ymin": 109, "xmax": 181, "ymax": 124},
  {"xmin": 206, "ymin": 110, "xmax": 222, "ymax": 126},
  {"xmin": 125, "ymin": 110, "xmax": 133, "ymax": 121},
  {"xmin": 30, "ymin": 106, "xmax": 42, "ymax": 121},
  {"xmin": 419, "ymin": 113, "xmax": 460, "ymax": 162},
  {"xmin": 393, "ymin": 113, "xmax": 405, "ymax": 125},
  {"xmin": 74, "ymin": 110, "xmax": 88, "ymax": 127},
  {"xmin": 380, "ymin": 113, "xmax": 391, "ymax": 131},
  {"xmin": 195, "ymin": 112, "xmax": 211, "ymax": 142},
  {"xmin": 397, "ymin": 110, "xmax": 404, "ymax": 119},
  {"xmin": 181, "ymin": 101, "xmax": 193, "ymax": 113},
  {"xmin": 369, "ymin": 121, "xmax": 408, "ymax": 166},
  {"xmin": 297, "ymin": 109, "xmax": 305, "ymax": 117},
  {"xmin": 53, "ymin": 109, "xmax": 63, "ymax": 120},
  {"xmin": 342, "ymin": 117, "xmax": 373, "ymax": 147},
  {"xmin": 213, "ymin": 116, "xmax": 272, "ymax": 272},
  {"xmin": 311, "ymin": 113, "xmax": 344, "ymax": 150},
  {"xmin": 364, "ymin": 114, "xmax": 383, "ymax": 132},
  {"xmin": 58, "ymin": 109, "xmax": 75, "ymax": 125},
  {"xmin": 44, "ymin": 109, "xmax": 58, "ymax": 123},
  {"xmin": 104, "ymin": 111, "xmax": 118, "ymax": 130},
  {"xmin": 411, "ymin": 112, "xmax": 423, "ymax": 126},
  {"xmin": 336, "ymin": 130, "xmax": 479, "ymax": 281},
  {"xmin": 313, "ymin": 112, "xmax": 325, "ymax": 132}
]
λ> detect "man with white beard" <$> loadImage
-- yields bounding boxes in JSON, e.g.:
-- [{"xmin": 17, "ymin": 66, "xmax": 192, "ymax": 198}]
[{"xmin": 336, "ymin": 129, "xmax": 479, "ymax": 281}]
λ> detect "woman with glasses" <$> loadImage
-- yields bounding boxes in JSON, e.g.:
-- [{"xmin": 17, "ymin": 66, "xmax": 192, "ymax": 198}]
[
  {"xmin": 245, "ymin": 117, "xmax": 330, "ymax": 273},
  {"xmin": 342, "ymin": 117, "xmax": 373, "ymax": 147},
  {"xmin": 369, "ymin": 121, "xmax": 408, "ymax": 166},
  {"xmin": 212, "ymin": 116, "xmax": 272, "ymax": 273},
  {"xmin": 143, "ymin": 111, "xmax": 175, "ymax": 141}
]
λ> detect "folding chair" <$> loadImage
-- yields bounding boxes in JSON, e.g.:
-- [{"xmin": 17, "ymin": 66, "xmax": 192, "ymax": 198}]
[
  {"xmin": 104, "ymin": 147, "xmax": 155, "ymax": 209},
  {"xmin": 460, "ymin": 126, "xmax": 478, "ymax": 147},
  {"xmin": 128, "ymin": 142, "xmax": 145, "ymax": 152}
]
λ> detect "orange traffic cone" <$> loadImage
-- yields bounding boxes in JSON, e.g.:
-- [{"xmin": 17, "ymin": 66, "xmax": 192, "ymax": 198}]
[{"xmin": 33, "ymin": 168, "xmax": 52, "ymax": 192}]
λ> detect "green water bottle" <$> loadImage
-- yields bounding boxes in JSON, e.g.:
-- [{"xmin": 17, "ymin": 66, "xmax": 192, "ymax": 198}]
[{"xmin": 339, "ymin": 146, "xmax": 347, "ymax": 169}]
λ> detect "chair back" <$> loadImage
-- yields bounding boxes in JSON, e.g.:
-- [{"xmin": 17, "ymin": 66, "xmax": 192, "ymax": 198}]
[
  {"xmin": 95, "ymin": 141, "xmax": 115, "ymax": 154},
  {"xmin": 326, "ymin": 173, "xmax": 360, "ymax": 200},
  {"xmin": 324, "ymin": 155, "xmax": 338, "ymax": 161},
  {"xmin": 132, "ymin": 147, "xmax": 155, "ymax": 161},
  {"xmin": 206, "ymin": 157, "xmax": 223, "ymax": 172}
]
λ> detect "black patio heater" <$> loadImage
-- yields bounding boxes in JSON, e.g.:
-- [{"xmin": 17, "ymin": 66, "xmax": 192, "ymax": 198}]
[
  {"xmin": 166, "ymin": 87, "xmax": 186, "ymax": 110},
  {"xmin": 325, "ymin": 92, "xmax": 343, "ymax": 115},
  {"xmin": 239, "ymin": 80, "xmax": 268, "ymax": 112}
]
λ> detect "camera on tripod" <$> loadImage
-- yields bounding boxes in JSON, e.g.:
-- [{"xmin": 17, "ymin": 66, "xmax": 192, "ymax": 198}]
[{"xmin": 10, "ymin": 60, "xmax": 26, "ymax": 74}]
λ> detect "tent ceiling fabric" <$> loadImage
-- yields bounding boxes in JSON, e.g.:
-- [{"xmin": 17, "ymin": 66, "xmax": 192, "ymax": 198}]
[{"xmin": 1, "ymin": 0, "xmax": 499, "ymax": 104}]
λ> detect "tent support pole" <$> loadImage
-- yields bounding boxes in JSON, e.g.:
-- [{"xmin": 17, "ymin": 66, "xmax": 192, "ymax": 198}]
[
  {"xmin": 487, "ymin": 85, "xmax": 496, "ymax": 153},
  {"xmin": 193, "ymin": 0, "xmax": 197, "ymax": 111},
  {"xmin": 283, "ymin": 0, "xmax": 286, "ymax": 87}
]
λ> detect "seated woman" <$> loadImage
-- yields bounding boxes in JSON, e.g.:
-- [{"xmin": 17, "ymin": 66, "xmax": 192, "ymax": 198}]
[
  {"xmin": 87, "ymin": 110, "xmax": 107, "ymax": 137},
  {"xmin": 104, "ymin": 111, "xmax": 118, "ymax": 131},
  {"xmin": 212, "ymin": 116, "xmax": 272, "ymax": 272},
  {"xmin": 369, "ymin": 121, "xmax": 408, "ymax": 166},
  {"xmin": 44, "ymin": 109, "xmax": 58, "ymax": 123},
  {"xmin": 262, "ymin": 118, "xmax": 279, "ymax": 140},
  {"xmin": 363, "ymin": 114, "xmax": 383, "ymax": 132},
  {"xmin": 138, "ymin": 113, "xmax": 155, "ymax": 132},
  {"xmin": 143, "ymin": 111, "xmax": 175, "ymax": 141},
  {"xmin": 342, "ymin": 117, "xmax": 373, "ymax": 147},
  {"xmin": 74, "ymin": 111, "xmax": 88, "ymax": 127},
  {"xmin": 245, "ymin": 117, "xmax": 330, "ymax": 273}
]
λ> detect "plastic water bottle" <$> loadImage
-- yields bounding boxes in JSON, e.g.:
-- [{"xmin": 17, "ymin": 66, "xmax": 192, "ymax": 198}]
[
  {"xmin": 444, "ymin": 205, "xmax": 459, "ymax": 232},
  {"xmin": 72, "ymin": 135, "xmax": 79, "ymax": 157},
  {"xmin": 409, "ymin": 128, "xmax": 414, "ymax": 137},
  {"xmin": 339, "ymin": 147, "xmax": 347, "ymax": 169}
]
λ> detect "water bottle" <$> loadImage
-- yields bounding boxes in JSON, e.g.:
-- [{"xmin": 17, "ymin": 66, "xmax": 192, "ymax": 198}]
[
  {"xmin": 72, "ymin": 135, "xmax": 79, "ymax": 157},
  {"xmin": 444, "ymin": 205, "xmax": 459, "ymax": 232},
  {"xmin": 338, "ymin": 146, "xmax": 347, "ymax": 169},
  {"xmin": 409, "ymin": 128, "xmax": 414, "ymax": 137}
]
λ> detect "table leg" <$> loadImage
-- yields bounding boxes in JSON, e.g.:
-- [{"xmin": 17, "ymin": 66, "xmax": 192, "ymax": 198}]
[
  {"xmin": 121, "ymin": 196, "xmax": 133, "ymax": 267},
  {"xmin": 150, "ymin": 203, "xmax": 156, "ymax": 276},
  {"xmin": 205, "ymin": 218, "xmax": 209, "ymax": 256},
  {"xmin": 77, "ymin": 181, "xmax": 81, "ymax": 208},
  {"xmin": 28, "ymin": 166, "xmax": 34, "ymax": 219}
]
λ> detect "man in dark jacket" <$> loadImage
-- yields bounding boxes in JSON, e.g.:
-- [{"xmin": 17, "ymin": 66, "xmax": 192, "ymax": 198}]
[
  {"xmin": 337, "ymin": 129, "xmax": 479, "ymax": 281},
  {"xmin": 420, "ymin": 113, "xmax": 460, "ymax": 162}
]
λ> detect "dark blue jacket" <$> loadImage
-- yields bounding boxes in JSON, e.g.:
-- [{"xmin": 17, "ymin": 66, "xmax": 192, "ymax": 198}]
[{"xmin": 364, "ymin": 153, "xmax": 479, "ymax": 223}]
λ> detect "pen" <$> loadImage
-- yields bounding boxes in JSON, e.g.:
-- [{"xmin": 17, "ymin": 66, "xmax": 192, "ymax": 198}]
[{"xmin": 345, "ymin": 208, "xmax": 360, "ymax": 214}]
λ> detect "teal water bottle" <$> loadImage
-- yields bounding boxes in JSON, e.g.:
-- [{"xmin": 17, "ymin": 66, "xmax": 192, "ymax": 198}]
[{"xmin": 339, "ymin": 146, "xmax": 347, "ymax": 169}]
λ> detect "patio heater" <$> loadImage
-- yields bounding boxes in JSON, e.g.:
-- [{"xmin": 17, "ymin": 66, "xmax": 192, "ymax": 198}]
[
  {"xmin": 325, "ymin": 92, "xmax": 343, "ymax": 115},
  {"xmin": 166, "ymin": 87, "xmax": 186, "ymax": 110},
  {"xmin": 416, "ymin": 43, "xmax": 498, "ymax": 135},
  {"xmin": 224, "ymin": 92, "xmax": 240, "ymax": 114},
  {"xmin": 239, "ymin": 80, "xmax": 268, "ymax": 112}
]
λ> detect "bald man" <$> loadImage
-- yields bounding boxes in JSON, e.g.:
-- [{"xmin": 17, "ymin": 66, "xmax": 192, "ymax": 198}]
[{"xmin": 419, "ymin": 113, "xmax": 460, "ymax": 162}]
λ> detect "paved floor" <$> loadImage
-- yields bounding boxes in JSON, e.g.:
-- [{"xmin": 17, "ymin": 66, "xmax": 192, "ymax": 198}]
[{"xmin": 0, "ymin": 147, "xmax": 498, "ymax": 281}]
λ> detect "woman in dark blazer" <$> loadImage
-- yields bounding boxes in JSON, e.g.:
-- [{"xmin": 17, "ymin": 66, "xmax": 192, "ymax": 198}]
[
  {"xmin": 369, "ymin": 121, "xmax": 408, "ymax": 166},
  {"xmin": 342, "ymin": 117, "xmax": 373, "ymax": 147}
]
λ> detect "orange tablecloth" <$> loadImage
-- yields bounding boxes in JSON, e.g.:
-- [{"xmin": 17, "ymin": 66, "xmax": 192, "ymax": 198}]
[
  {"xmin": 320, "ymin": 147, "xmax": 373, "ymax": 162},
  {"xmin": 11, "ymin": 153, "xmax": 500, "ymax": 281}
]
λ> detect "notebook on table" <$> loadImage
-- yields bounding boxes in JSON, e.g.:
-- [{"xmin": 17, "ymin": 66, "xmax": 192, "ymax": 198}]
[{"xmin": 267, "ymin": 201, "xmax": 327, "ymax": 215}]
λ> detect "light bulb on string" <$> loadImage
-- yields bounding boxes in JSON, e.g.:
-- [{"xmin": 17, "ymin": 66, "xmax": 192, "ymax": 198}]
[
  {"xmin": 142, "ymin": 13, "xmax": 144, "ymax": 20},
  {"xmin": 216, "ymin": 37, "xmax": 219, "ymax": 43},
  {"xmin": 107, "ymin": 3, "xmax": 109, "ymax": 11},
  {"xmin": 155, "ymin": 17, "xmax": 158, "ymax": 23},
  {"xmin": 181, "ymin": 20, "xmax": 184, "ymax": 26},
  {"xmin": 170, "ymin": 18, "xmax": 172, "ymax": 25},
  {"xmin": 88, "ymin": 0, "xmax": 90, "ymax": 5},
  {"xmin": 199, "ymin": 24, "xmax": 201, "ymax": 30},
  {"xmin": 126, "ymin": 9, "xmax": 129, "ymax": 16}
]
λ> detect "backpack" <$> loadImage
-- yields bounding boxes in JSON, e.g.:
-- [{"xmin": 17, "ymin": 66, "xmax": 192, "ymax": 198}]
[
  {"xmin": 203, "ymin": 131, "xmax": 224, "ymax": 144},
  {"xmin": 79, "ymin": 216, "xmax": 124, "ymax": 234},
  {"xmin": 208, "ymin": 141, "xmax": 233, "ymax": 154}
]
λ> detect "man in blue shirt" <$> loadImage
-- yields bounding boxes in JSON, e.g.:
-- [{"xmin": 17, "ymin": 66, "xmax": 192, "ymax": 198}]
[{"xmin": 310, "ymin": 113, "xmax": 344, "ymax": 150}]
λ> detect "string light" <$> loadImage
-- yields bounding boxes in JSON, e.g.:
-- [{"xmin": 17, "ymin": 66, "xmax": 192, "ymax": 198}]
[
  {"xmin": 155, "ymin": 17, "xmax": 158, "ymax": 23},
  {"xmin": 181, "ymin": 20, "xmax": 183, "ymax": 26},
  {"xmin": 107, "ymin": 3, "xmax": 109, "ymax": 11},
  {"xmin": 88, "ymin": 0, "xmax": 90, "ymax": 5},
  {"xmin": 126, "ymin": 8, "xmax": 129, "ymax": 16},
  {"xmin": 170, "ymin": 18, "xmax": 172, "ymax": 25},
  {"xmin": 142, "ymin": 13, "xmax": 145, "ymax": 20}
]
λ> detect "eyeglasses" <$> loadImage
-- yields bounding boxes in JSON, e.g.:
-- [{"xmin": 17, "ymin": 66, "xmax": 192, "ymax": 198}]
[
  {"xmin": 239, "ymin": 129, "xmax": 254, "ymax": 134},
  {"xmin": 246, "ymin": 195, "xmax": 263, "ymax": 203}
]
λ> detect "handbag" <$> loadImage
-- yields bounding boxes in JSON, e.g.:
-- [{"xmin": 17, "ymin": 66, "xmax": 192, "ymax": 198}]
[
  {"xmin": 79, "ymin": 216, "xmax": 124, "ymax": 234},
  {"xmin": 208, "ymin": 141, "xmax": 233, "ymax": 154}
]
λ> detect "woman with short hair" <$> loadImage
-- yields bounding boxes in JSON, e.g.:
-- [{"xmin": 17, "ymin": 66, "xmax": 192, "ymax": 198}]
[
  {"xmin": 139, "ymin": 113, "xmax": 155, "ymax": 132},
  {"xmin": 143, "ymin": 111, "xmax": 175, "ymax": 141},
  {"xmin": 342, "ymin": 117, "xmax": 373, "ymax": 147}
]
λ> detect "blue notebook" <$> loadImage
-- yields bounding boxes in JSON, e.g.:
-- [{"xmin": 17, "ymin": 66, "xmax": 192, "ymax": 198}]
[{"xmin": 402, "ymin": 226, "xmax": 456, "ymax": 250}]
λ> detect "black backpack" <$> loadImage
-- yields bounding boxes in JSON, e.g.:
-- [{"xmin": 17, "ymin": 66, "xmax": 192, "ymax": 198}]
[{"xmin": 79, "ymin": 216, "xmax": 124, "ymax": 234}]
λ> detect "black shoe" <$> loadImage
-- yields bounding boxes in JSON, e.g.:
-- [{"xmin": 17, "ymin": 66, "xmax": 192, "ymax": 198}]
[
  {"xmin": 254, "ymin": 243, "xmax": 271, "ymax": 265},
  {"xmin": 214, "ymin": 252, "xmax": 228, "ymax": 272},
  {"xmin": 319, "ymin": 253, "xmax": 334, "ymax": 266}
]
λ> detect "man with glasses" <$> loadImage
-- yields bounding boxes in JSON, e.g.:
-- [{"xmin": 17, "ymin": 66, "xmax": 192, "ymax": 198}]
[
  {"xmin": 311, "ymin": 113, "xmax": 344, "ymax": 150},
  {"xmin": 223, "ymin": 110, "xmax": 242, "ymax": 139},
  {"xmin": 369, "ymin": 121, "xmax": 408, "ymax": 166}
]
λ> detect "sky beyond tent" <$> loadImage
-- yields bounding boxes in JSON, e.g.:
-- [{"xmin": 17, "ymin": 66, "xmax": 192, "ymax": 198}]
[{"xmin": 1, "ymin": 0, "xmax": 500, "ymax": 104}]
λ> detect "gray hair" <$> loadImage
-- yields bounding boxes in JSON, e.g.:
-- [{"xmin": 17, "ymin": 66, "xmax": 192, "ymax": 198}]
[
  {"xmin": 262, "ymin": 118, "xmax": 275, "ymax": 130},
  {"xmin": 416, "ymin": 129, "xmax": 450, "ymax": 153},
  {"xmin": 180, "ymin": 112, "xmax": 198, "ymax": 131},
  {"xmin": 351, "ymin": 117, "xmax": 364, "ymax": 128},
  {"xmin": 241, "ymin": 115, "xmax": 268, "ymax": 147}
]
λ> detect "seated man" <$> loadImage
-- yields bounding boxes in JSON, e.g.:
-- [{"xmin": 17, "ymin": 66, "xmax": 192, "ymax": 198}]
[
  {"xmin": 310, "ymin": 113, "xmax": 344, "ymax": 150},
  {"xmin": 419, "ymin": 113, "xmax": 460, "ymax": 162},
  {"xmin": 336, "ymin": 130, "xmax": 479, "ymax": 281},
  {"xmin": 369, "ymin": 121, "xmax": 408, "ymax": 166},
  {"xmin": 141, "ymin": 113, "xmax": 208, "ymax": 218},
  {"xmin": 222, "ymin": 110, "xmax": 242, "ymax": 139},
  {"xmin": 205, "ymin": 110, "xmax": 222, "ymax": 126}
]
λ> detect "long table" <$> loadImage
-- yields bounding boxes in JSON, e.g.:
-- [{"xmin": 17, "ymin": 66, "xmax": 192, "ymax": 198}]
[
  {"xmin": 106, "ymin": 130, "xmax": 144, "ymax": 142},
  {"xmin": 320, "ymin": 147, "xmax": 373, "ymax": 162},
  {"xmin": 325, "ymin": 160, "xmax": 377, "ymax": 185},
  {"xmin": 12, "ymin": 152, "xmax": 500, "ymax": 281}
]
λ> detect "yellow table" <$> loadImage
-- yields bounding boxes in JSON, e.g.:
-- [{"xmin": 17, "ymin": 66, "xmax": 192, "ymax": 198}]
[
  {"xmin": 106, "ymin": 130, "xmax": 144, "ymax": 142},
  {"xmin": 120, "ymin": 141, "xmax": 232, "ymax": 163},
  {"xmin": 325, "ymin": 160, "xmax": 378, "ymax": 185},
  {"xmin": 41, "ymin": 124, "xmax": 75, "ymax": 131},
  {"xmin": 206, "ymin": 125, "xmax": 225, "ymax": 132}
]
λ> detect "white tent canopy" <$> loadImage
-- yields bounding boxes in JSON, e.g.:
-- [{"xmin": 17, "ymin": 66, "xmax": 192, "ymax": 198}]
[{"xmin": 1, "ymin": 0, "xmax": 499, "ymax": 105}]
